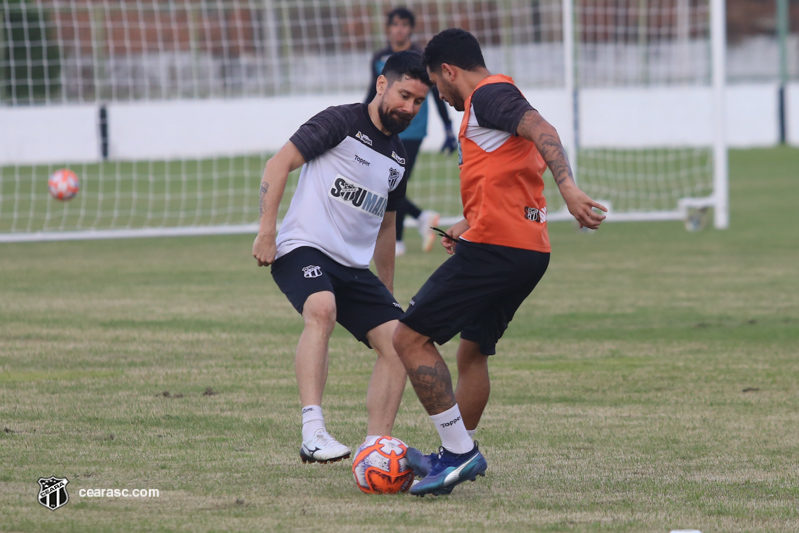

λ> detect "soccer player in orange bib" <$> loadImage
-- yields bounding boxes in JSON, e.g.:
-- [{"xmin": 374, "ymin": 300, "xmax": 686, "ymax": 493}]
[{"xmin": 393, "ymin": 28, "xmax": 607, "ymax": 496}]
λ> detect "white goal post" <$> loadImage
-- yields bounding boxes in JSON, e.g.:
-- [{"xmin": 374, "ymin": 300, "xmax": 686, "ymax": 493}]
[
  {"xmin": 552, "ymin": 0, "xmax": 728, "ymax": 229},
  {"xmin": 0, "ymin": 0, "xmax": 728, "ymax": 243}
]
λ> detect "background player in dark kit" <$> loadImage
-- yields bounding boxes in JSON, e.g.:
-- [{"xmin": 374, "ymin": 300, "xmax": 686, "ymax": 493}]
[{"xmin": 365, "ymin": 6, "xmax": 457, "ymax": 255}]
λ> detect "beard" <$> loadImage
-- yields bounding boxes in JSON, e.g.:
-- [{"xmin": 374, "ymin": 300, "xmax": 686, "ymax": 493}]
[
  {"xmin": 378, "ymin": 103, "xmax": 413, "ymax": 135},
  {"xmin": 450, "ymin": 96, "xmax": 465, "ymax": 112},
  {"xmin": 438, "ymin": 82, "xmax": 464, "ymax": 111}
]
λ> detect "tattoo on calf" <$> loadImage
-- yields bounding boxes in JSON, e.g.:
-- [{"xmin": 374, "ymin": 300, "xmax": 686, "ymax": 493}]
[
  {"xmin": 259, "ymin": 183, "xmax": 269, "ymax": 218},
  {"xmin": 406, "ymin": 360, "xmax": 456, "ymax": 414}
]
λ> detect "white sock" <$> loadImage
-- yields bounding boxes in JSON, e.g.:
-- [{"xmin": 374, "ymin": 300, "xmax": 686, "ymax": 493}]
[
  {"xmin": 467, "ymin": 428, "xmax": 477, "ymax": 440},
  {"xmin": 301, "ymin": 405, "xmax": 325, "ymax": 442},
  {"xmin": 430, "ymin": 404, "xmax": 473, "ymax": 454}
]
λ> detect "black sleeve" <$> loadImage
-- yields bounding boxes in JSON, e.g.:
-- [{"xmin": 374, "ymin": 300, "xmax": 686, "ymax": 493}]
[
  {"xmin": 430, "ymin": 85, "xmax": 452, "ymax": 127},
  {"xmin": 364, "ymin": 52, "xmax": 380, "ymax": 104},
  {"xmin": 289, "ymin": 105, "xmax": 355, "ymax": 162},
  {"xmin": 385, "ymin": 143, "xmax": 407, "ymax": 212},
  {"xmin": 470, "ymin": 83, "xmax": 535, "ymax": 135}
]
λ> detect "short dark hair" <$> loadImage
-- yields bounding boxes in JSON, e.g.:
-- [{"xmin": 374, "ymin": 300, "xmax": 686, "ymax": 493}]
[
  {"xmin": 381, "ymin": 49, "xmax": 431, "ymax": 87},
  {"xmin": 386, "ymin": 7, "xmax": 415, "ymax": 28},
  {"xmin": 423, "ymin": 28, "xmax": 486, "ymax": 72}
]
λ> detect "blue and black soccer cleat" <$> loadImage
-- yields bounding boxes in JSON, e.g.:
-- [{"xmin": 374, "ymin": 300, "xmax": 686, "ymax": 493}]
[
  {"xmin": 409, "ymin": 442, "xmax": 487, "ymax": 496},
  {"xmin": 405, "ymin": 446, "xmax": 436, "ymax": 477}
]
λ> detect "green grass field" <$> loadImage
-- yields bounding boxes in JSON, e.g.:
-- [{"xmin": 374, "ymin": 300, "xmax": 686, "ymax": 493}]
[{"xmin": 1, "ymin": 147, "xmax": 798, "ymax": 532}]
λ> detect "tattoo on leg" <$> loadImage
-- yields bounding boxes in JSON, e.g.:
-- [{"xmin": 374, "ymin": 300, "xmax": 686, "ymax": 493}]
[
  {"xmin": 259, "ymin": 183, "xmax": 269, "ymax": 218},
  {"xmin": 407, "ymin": 360, "xmax": 456, "ymax": 414}
]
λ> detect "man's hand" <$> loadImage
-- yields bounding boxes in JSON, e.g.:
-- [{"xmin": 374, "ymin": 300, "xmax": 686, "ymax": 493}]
[
  {"xmin": 442, "ymin": 218, "xmax": 470, "ymax": 255},
  {"xmin": 252, "ymin": 232, "xmax": 277, "ymax": 266},
  {"xmin": 560, "ymin": 185, "xmax": 607, "ymax": 230},
  {"xmin": 440, "ymin": 128, "xmax": 457, "ymax": 155}
]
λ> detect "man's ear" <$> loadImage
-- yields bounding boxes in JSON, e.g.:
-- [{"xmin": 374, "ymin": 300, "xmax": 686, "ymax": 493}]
[
  {"xmin": 440, "ymin": 63, "xmax": 456, "ymax": 82},
  {"xmin": 376, "ymin": 74, "xmax": 388, "ymax": 95}
]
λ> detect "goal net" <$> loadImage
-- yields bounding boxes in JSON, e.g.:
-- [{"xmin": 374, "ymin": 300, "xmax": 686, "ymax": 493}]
[{"xmin": 0, "ymin": 0, "xmax": 727, "ymax": 242}]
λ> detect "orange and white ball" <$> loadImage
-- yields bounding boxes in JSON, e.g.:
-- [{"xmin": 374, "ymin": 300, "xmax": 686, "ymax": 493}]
[
  {"xmin": 48, "ymin": 169, "xmax": 80, "ymax": 201},
  {"xmin": 352, "ymin": 436, "xmax": 414, "ymax": 494}
]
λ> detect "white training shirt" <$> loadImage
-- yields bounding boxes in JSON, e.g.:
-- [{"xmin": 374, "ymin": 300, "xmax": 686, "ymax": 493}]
[{"xmin": 275, "ymin": 103, "xmax": 408, "ymax": 269}]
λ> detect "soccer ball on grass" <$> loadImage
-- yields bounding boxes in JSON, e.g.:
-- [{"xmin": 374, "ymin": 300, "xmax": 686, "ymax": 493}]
[{"xmin": 352, "ymin": 436, "xmax": 414, "ymax": 494}]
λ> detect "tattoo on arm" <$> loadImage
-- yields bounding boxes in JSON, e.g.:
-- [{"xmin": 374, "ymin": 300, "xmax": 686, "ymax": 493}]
[
  {"xmin": 539, "ymin": 133, "xmax": 573, "ymax": 186},
  {"xmin": 406, "ymin": 360, "xmax": 456, "ymax": 414},
  {"xmin": 258, "ymin": 183, "xmax": 269, "ymax": 218},
  {"xmin": 518, "ymin": 111, "xmax": 575, "ymax": 187}
]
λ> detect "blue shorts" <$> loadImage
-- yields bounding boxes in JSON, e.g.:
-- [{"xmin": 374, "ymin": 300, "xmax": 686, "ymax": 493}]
[
  {"xmin": 271, "ymin": 246, "xmax": 403, "ymax": 346},
  {"xmin": 400, "ymin": 240, "xmax": 549, "ymax": 355}
]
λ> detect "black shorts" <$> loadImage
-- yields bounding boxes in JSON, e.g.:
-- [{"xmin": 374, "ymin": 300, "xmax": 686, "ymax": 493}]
[
  {"xmin": 400, "ymin": 240, "xmax": 550, "ymax": 356},
  {"xmin": 271, "ymin": 246, "xmax": 403, "ymax": 346}
]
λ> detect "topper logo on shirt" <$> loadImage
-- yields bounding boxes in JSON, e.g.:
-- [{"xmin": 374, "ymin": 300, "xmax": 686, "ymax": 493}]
[
  {"xmin": 391, "ymin": 151, "xmax": 405, "ymax": 165},
  {"xmin": 355, "ymin": 131, "xmax": 373, "ymax": 147},
  {"xmin": 329, "ymin": 175, "xmax": 387, "ymax": 218},
  {"xmin": 388, "ymin": 168, "xmax": 400, "ymax": 189},
  {"xmin": 524, "ymin": 206, "xmax": 547, "ymax": 223}
]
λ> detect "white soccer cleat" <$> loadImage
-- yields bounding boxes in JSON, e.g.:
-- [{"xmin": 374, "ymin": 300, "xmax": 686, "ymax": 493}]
[
  {"xmin": 417, "ymin": 210, "xmax": 440, "ymax": 252},
  {"xmin": 395, "ymin": 241, "xmax": 406, "ymax": 257},
  {"xmin": 300, "ymin": 429, "xmax": 351, "ymax": 464}
]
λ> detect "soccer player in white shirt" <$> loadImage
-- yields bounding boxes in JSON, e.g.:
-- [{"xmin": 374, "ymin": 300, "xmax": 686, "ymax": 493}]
[{"xmin": 252, "ymin": 51, "xmax": 431, "ymax": 463}]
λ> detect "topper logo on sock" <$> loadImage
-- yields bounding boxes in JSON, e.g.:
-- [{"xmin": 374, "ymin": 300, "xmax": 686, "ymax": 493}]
[
  {"xmin": 440, "ymin": 415, "xmax": 461, "ymax": 428},
  {"xmin": 302, "ymin": 407, "xmax": 316, "ymax": 414}
]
